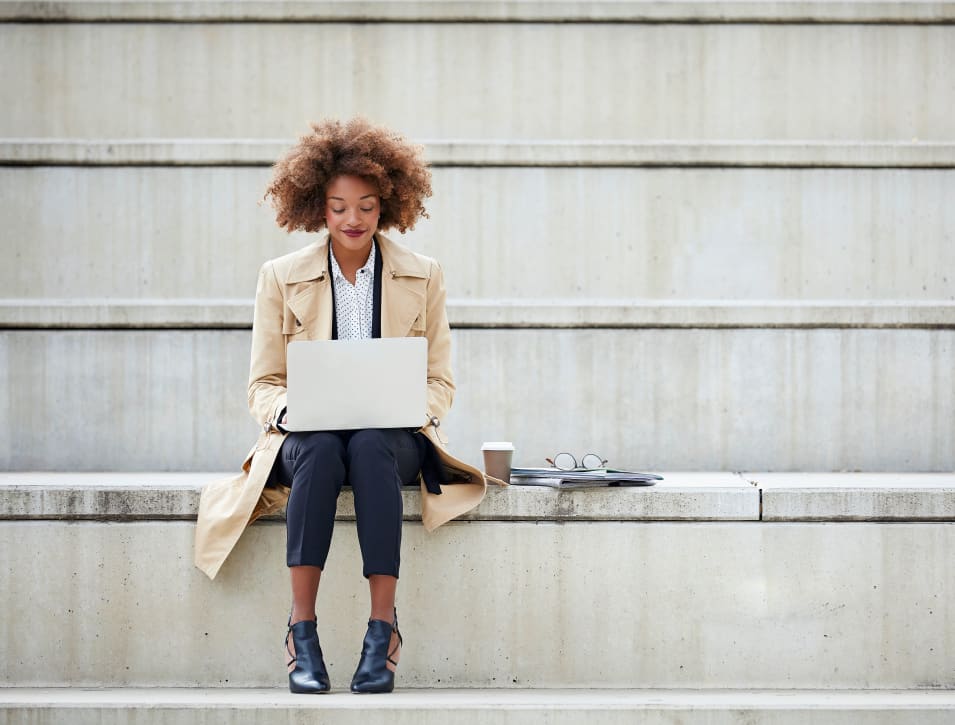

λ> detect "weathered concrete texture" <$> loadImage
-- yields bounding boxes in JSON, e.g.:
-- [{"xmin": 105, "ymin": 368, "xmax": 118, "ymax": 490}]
[
  {"xmin": 0, "ymin": 330, "xmax": 260, "ymax": 471},
  {"xmin": 5, "ymin": 0, "xmax": 955, "ymax": 22},
  {"xmin": 6, "ymin": 473, "xmax": 955, "ymax": 522},
  {"xmin": 3, "ymin": 167, "xmax": 955, "ymax": 301},
  {"xmin": 1, "ymin": 24, "xmax": 953, "ymax": 139},
  {"xmin": 1, "ymin": 328, "xmax": 953, "ymax": 471},
  {"xmin": 754, "ymin": 473, "xmax": 955, "ymax": 521},
  {"xmin": 4, "ymin": 300, "xmax": 955, "ymax": 330},
  {"xmin": 6, "ymin": 139, "xmax": 955, "ymax": 168},
  {"xmin": 1, "ymin": 521, "xmax": 953, "ymax": 688},
  {"xmin": 3, "ymin": 689, "xmax": 955, "ymax": 725},
  {"xmin": 0, "ymin": 472, "xmax": 759, "ymax": 521}
]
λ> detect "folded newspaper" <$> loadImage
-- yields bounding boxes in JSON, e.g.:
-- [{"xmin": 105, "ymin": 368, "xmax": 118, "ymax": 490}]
[{"xmin": 509, "ymin": 468, "xmax": 662, "ymax": 488}]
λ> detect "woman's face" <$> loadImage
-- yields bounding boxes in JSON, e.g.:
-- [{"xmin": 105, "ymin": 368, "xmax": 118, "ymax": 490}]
[{"xmin": 325, "ymin": 175, "xmax": 380, "ymax": 254}]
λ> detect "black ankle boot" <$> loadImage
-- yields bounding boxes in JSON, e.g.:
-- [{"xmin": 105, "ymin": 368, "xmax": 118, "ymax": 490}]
[
  {"xmin": 286, "ymin": 618, "xmax": 331, "ymax": 694},
  {"xmin": 350, "ymin": 611, "xmax": 402, "ymax": 694}
]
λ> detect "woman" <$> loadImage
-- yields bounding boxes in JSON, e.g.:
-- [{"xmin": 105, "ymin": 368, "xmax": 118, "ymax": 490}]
[{"xmin": 194, "ymin": 118, "xmax": 498, "ymax": 694}]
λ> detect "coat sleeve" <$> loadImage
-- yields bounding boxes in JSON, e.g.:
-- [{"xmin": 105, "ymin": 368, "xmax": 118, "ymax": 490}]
[
  {"xmin": 248, "ymin": 260, "xmax": 288, "ymax": 428},
  {"xmin": 424, "ymin": 259, "xmax": 455, "ymax": 424}
]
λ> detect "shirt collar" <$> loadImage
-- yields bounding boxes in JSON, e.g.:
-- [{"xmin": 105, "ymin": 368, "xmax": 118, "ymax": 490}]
[{"xmin": 329, "ymin": 240, "xmax": 376, "ymax": 283}]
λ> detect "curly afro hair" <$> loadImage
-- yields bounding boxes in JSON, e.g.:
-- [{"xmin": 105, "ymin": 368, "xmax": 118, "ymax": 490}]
[{"xmin": 264, "ymin": 117, "xmax": 432, "ymax": 234}]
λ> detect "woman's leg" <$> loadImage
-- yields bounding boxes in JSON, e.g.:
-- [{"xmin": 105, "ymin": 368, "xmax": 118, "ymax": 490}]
[
  {"xmin": 275, "ymin": 431, "xmax": 348, "ymax": 623},
  {"xmin": 290, "ymin": 566, "xmax": 322, "ymax": 626},
  {"xmin": 347, "ymin": 429, "xmax": 421, "ymax": 682},
  {"xmin": 368, "ymin": 574, "xmax": 400, "ymax": 671},
  {"xmin": 346, "ymin": 428, "xmax": 420, "ymax": 581},
  {"xmin": 274, "ymin": 431, "xmax": 347, "ymax": 693},
  {"xmin": 368, "ymin": 574, "xmax": 398, "ymax": 622}
]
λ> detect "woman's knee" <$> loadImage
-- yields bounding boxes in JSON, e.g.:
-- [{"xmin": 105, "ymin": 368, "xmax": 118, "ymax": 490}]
[
  {"xmin": 346, "ymin": 429, "xmax": 396, "ymax": 459},
  {"xmin": 285, "ymin": 432, "xmax": 346, "ymax": 487},
  {"xmin": 289, "ymin": 432, "xmax": 345, "ymax": 462}
]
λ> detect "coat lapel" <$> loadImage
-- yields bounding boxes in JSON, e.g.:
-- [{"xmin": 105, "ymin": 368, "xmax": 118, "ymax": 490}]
[
  {"xmin": 378, "ymin": 234, "xmax": 430, "ymax": 337},
  {"xmin": 285, "ymin": 240, "xmax": 333, "ymax": 341}
]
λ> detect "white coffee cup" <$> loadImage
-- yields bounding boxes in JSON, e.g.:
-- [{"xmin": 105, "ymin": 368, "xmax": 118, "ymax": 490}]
[{"xmin": 481, "ymin": 441, "xmax": 515, "ymax": 484}]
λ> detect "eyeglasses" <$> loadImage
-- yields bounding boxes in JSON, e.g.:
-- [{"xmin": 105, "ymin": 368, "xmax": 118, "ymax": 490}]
[{"xmin": 545, "ymin": 452, "xmax": 608, "ymax": 471}]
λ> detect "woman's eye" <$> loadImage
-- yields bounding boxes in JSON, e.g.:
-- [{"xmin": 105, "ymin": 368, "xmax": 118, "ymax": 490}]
[
  {"xmin": 360, "ymin": 207, "xmax": 374, "ymax": 213},
  {"xmin": 331, "ymin": 208, "xmax": 345, "ymax": 214}
]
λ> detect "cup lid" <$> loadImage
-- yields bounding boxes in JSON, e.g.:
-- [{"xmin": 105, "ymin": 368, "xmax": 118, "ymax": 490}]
[{"xmin": 481, "ymin": 441, "xmax": 514, "ymax": 451}]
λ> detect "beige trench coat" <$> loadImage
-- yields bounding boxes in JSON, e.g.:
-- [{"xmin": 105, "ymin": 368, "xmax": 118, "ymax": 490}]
[{"xmin": 194, "ymin": 234, "xmax": 499, "ymax": 580}]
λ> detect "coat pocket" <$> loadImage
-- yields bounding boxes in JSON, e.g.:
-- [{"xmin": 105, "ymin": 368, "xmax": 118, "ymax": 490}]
[
  {"xmin": 282, "ymin": 311, "xmax": 307, "ymax": 336},
  {"xmin": 409, "ymin": 312, "xmax": 427, "ymax": 336}
]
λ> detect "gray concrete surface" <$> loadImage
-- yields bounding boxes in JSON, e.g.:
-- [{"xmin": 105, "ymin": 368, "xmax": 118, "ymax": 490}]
[
  {"xmin": 0, "ymin": 472, "xmax": 760, "ymax": 521},
  {"xmin": 2, "ymin": 24, "xmax": 953, "ymax": 139},
  {"xmin": 755, "ymin": 473, "xmax": 955, "ymax": 521},
  {"xmin": 5, "ymin": 0, "xmax": 955, "ymax": 22},
  {"xmin": 3, "ymin": 688, "xmax": 955, "ymax": 725},
  {"xmin": 6, "ymin": 139, "xmax": 955, "ymax": 168},
  {"xmin": 4, "ymin": 166, "xmax": 954, "ymax": 301},
  {"xmin": 2, "ymin": 520, "xmax": 953, "ymax": 687},
  {"xmin": 1, "ymin": 328, "xmax": 952, "ymax": 471},
  {"xmin": 5, "ymin": 472, "xmax": 955, "ymax": 522},
  {"xmin": 4, "ymin": 300, "xmax": 955, "ymax": 329}
]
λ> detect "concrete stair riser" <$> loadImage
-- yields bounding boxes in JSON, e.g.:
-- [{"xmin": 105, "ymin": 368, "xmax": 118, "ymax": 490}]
[
  {"xmin": 3, "ymin": 166, "xmax": 955, "ymax": 301},
  {"xmin": 2, "ymin": 520, "xmax": 954, "ymax": 688},
  {"xmin": 1, "ymin": 328, "xmax": 953, "ymax": 471},
  {"xmin": 6, "ymin": 0, "xmax": 955, "ymax": 22},
  {"xmin": 1, "ymin": 24, "xmax": 953, "ymax": 139}
]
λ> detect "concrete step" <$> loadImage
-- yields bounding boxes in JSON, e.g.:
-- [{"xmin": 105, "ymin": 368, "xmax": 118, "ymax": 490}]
[
  {"xmin": 8, "ymin": 139, "xmax": 955, "ymax": 167},
  {"xmin": 1, "ymin": 471, "xmax": 760, "ymax": 522},
  {"xmin": 6, "ymin": 1, "xmax": 955, "ymax": 23},
  {"xmin": 5, "ymin": 300, "xmax": 955, "ymax": 330},
  {"xmin": 1, "ymin": 327, "xmax": 952, "ymax": 471},
  {"xmin": 1, "ymin": 473, "xmax": 953, "ymax": 688},
  {"xmin": 3, "ymin": 688, "xmax": 955, "ymax": 725},
  {"xmin": 1, "ymin": 22, "xmax": 951, "ymax": 139},
  {"xmin": 2, "ymin": 162, "xmax": 953, "ymax": 302},
  {"xmin": 7, "ymin": 472, "xmax": 955, "ymax": 523}
]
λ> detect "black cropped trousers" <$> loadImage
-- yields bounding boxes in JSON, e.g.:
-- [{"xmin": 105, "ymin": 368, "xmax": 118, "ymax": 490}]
[{"xmin": 271, "ymin": 429, "xmax": 423, "ymax": 578}]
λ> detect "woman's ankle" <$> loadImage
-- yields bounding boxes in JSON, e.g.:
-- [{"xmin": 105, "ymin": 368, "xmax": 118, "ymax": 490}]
[{"xmin": 290, "ymin": 607, "xmax": 316, "ymax": 626}]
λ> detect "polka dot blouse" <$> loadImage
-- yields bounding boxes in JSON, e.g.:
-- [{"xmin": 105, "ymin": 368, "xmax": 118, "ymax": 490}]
[{"xmin": 329, "ymin": 243, "xmax": 376, "ymax": 340}]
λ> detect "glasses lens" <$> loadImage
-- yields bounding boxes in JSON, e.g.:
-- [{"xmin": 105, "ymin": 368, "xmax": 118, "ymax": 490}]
[
  {"xmin": 581, "ymin": 453, "xmax": 605, "ymax": 469},
  {"xmin": 553, "ymin": 452, "xmax": 577, "ymax": 470}
]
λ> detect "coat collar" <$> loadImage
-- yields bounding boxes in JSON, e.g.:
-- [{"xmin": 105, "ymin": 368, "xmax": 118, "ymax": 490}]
[
  {"xmin": 286, "ymin": 241, "xmax": 328, "ymax": 284},
  {"xmin": 284, "ymin": 233, "xmax": 431, "ymax": 340},
  {"xmin": 286, "ymin": 233, "xmax": 429, "ymax": 284}
]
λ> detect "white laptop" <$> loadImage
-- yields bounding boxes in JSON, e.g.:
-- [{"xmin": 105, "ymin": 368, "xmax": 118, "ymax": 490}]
[{"xmin": 284, "ymin": 337, "xmax": 428, "ymax": 432}]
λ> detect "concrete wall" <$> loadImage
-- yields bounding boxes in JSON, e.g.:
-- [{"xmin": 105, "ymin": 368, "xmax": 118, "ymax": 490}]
[
  {"xmin": 2, "ymin": 519, "xmax": 953, "ymax": 688},
  {"xmin": 3, "ymin": 691, "xmax": 955, "ymax": 725},
  {"xmin": 2, "ymin": 23, "xmax": 953, "ymax": 140},
  {"xmin": 3, "ymin": 165, "xmax": 954, "ymax": 301},
  {"xmin": 1, "ymin": 5, "xmax": 952, "ymax": 474},
  {"xmin": 2, "ymin": 328, "xmax": 952, "ymax": 471}
]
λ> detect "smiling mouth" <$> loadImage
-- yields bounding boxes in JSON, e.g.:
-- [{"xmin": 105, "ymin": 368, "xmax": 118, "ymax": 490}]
[{"xmin": 343, "ymin": 230, "xmax": 365, "ymax": 237}]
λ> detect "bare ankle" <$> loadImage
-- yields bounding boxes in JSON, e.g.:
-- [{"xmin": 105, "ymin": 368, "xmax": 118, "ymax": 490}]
[{"xmin": 290, "ymin": 608, "xmax": 316, "ymax": 625}]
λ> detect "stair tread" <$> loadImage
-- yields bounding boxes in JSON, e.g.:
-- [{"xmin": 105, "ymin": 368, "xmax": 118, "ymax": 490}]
[
  {"xmin": 4, "ymin": 687, "xmax": 955, "ymax": 709},
  {"xmin": 3, "ymin": 472, "xmax": 955, "ymax": 522}
]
